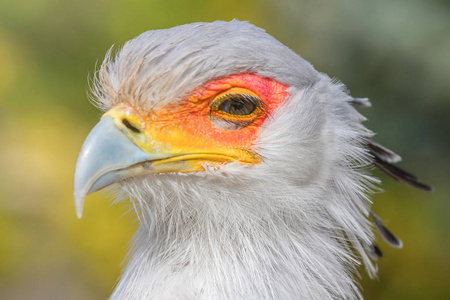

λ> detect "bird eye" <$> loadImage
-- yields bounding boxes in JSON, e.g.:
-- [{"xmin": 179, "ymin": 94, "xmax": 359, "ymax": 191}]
[
  {"xmin": 217, "ymin": 95, "xmax": 257, "ymax": 116},
  {"xmin": 211, "ymin": 93, "xmax": 261, "ymax": 118},
  {"xmin": 209, "ymin": 92, "xmax": 263, "ymax": 131}
]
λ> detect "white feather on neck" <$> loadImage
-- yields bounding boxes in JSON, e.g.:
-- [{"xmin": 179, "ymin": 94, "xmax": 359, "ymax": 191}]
[{"xmin": 108, "ymin": 78, "xmax": 377, "ymax": 300}]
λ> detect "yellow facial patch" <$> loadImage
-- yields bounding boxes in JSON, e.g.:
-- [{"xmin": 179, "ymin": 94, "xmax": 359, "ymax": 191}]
[{"xmin": 102, "ymin": 73, "xmax": 288, "ymax": 173}]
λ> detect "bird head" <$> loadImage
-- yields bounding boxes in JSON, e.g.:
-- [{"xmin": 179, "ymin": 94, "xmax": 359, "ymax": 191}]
[
  {"xmin": 74, "ymin": 20, "xmax": 347, "ymax": 218},
  {"xmin": 73, "ymin": 20, "xmax": 431, "ymax": 299}
]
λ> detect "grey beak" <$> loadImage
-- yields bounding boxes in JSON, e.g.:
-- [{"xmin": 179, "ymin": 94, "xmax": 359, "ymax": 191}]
[{"xmin": 73, "ymin": 117, "xmax": 166, "ymax": 218}]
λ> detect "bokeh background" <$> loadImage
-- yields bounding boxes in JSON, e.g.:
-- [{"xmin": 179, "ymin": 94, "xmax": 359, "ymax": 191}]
[{"xmin": 0, "ymin": 0, "xmax": 449, "ymax": 299}]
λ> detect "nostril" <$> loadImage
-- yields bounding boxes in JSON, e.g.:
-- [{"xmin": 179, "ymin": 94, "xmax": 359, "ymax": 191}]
[{"xmin": 122, "ymin": 119, "xmax": 141, "ymax": 134}]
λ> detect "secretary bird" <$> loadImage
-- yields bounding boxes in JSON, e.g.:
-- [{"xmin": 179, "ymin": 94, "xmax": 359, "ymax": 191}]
[{"xmin": 73, "ymin": 20, "xmax": 431, "ymax": 299}]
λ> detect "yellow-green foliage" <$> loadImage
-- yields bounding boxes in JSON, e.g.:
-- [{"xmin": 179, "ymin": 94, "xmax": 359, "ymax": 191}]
[{"xmin": 0, "ymin": 0, "xmax": 448, "ymax": 299}]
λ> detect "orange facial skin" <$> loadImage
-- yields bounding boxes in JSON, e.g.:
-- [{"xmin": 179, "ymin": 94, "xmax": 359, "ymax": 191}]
[{"xmin": 105, "ymin": 73, "xmax": 288, "ymax": 170}]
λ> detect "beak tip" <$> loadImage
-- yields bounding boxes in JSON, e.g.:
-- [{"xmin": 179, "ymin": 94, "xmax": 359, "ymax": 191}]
[{"xmin": 74, "ymin": 195, "xmax": 85, "ymax": 219}]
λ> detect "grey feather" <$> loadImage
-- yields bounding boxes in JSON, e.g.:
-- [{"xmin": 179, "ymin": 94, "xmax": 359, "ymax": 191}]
[{"xmin": 91, "ymin": 20, "xmax": 319, "ymax": 112}]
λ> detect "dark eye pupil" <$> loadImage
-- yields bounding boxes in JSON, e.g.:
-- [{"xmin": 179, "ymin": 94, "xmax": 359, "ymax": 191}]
[
  {"xmin": 231, "ymin": 102, "xmax": 244, "ymax": 111},
  {"xmin": 218, "ymin": 98, "xmax": 256, "ymax": 115}
]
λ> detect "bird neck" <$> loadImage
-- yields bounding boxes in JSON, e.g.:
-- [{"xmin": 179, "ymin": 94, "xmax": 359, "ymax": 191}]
[{"xmin": 110, "ymin": 177, "xmax": 368, "ymax": 300}]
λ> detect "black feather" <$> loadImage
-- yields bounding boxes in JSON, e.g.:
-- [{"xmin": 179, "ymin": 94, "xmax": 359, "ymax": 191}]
[
  {"xmin": 349, "ymin": 97, "xmax": 372, "ymax": 107},
  {"xmin": 368, "ymin": 140, "xmax": 433, "ymax": 191},
  {"xmin": 370, "ymin": 211, "xmax": 403, "ymax": 249},
  {"xmin": 368, "ymin": 140, "xmax": 401, "ymax": 164},
  {"xmin": 373, "ymin": 158, "xmax": 433, "ymax": 191},
  {"xmin": 363, "ymin": 240, "xmax": 383, "ymax": 261}
]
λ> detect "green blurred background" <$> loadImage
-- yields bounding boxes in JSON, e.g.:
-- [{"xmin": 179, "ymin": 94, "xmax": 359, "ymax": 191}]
[{"xmin": 0, "ymin": 0, "xmax": 448, "ymax": 299}]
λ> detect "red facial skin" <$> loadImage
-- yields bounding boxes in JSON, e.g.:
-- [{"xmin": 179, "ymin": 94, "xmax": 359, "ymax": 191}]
[
  {"xmin": 153, "ymin": 73, "xmax": 288, "ymax": 148},
  {"xmin": 112, "ymin": 73, "xmax": 289, "ymax": 166}
]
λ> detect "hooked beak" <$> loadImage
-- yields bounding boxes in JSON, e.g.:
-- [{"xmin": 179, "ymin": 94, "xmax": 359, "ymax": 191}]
[
  {"xmin": 73, "ymin": 104, "xmax": 196, "ymax": 219},
  {"xmin": 73, "ymin": 117, "xmax": 169, "ymax": 218}
]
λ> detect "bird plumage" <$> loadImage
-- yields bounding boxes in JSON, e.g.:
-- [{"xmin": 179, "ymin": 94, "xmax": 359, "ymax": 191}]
[{"xmin": 75, "ymin": 20, "xmax": 431, "ymax": 299}]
